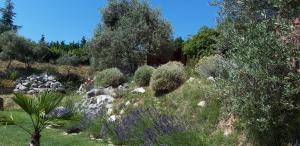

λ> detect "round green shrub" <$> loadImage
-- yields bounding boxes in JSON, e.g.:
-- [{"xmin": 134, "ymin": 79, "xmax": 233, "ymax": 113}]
[
  {"xmin": 194, "ymin": 54, "xmax": 231, "ymax": 78},
  {"xmin": 134, "ymin": 65, "xmax": 155, "ymax": 87},
  {"xmin": 150, "ymin": 61, "xmax": 186, "ymax": 94},
  {"xmin": 95, "ymin": 68, "xmax": 125, "ymax": 87}
]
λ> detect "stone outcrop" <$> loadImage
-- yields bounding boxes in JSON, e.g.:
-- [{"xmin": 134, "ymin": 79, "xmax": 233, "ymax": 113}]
[{"xmin": 14, "ymin": 73, "xmax": 65, "ymax": 94}]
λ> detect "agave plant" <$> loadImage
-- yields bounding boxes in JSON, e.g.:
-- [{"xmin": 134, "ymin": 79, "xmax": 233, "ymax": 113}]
[{"xmin": 12, "ymin": 92, "xmax": 63, "ymax": 146}]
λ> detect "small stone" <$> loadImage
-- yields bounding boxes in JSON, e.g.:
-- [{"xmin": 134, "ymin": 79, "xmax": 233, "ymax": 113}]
[
  {"xmin": 107, "ymin": 108, "xmax": 113, "ymax": 115},
  {"xmin": 197, "ymin": 101, "xmax": 206, "ymax": 107},
  {"xmin": 125, "ymin": 101, "xmax": 130, "ymax": 106},
  {"xmin": 119, "ymin": 109, "xmax": 124, "ymax": 115},
  {"xmin": 187, "ymin": 77, "xmax": 195, "ymax": 82},
  {"xmin": 48, "ymin": 76, "xmax": 55, "ymax": 81},
  {"xmin": 27, "ymin": 90, "xmax": 37, "ymax": 95},
  {"xmin": 108, "ymin": 115, "xmax": 116, "ymax": 122},
  {"xmin": 207, "ymin": 76, "xmax": 215, "ymax": 82},
  {"xmin": 22, "ymin": 81, "xmax": 30, "ymax": 87},
  {"xmin": 132, "ymin": 87, "xmax": 145, "ymax": 93},
  {"xmin": 18, "ymin": 85, "xmax": 28, "ymax": 91},
  {"xmin": 31, "ymin": 83, "xmax": 38, "ymax": 88}
]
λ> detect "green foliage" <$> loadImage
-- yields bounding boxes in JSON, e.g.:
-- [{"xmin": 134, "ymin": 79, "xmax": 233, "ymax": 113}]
[
  {"xmin": 9, "ymin": 69, "xmax": 17, "ymax": 80},
  {"xmin": 0, "ymin": 111, "xmax": 107, "ymax": 146},
  {"xmin": 214, "ymin": 0, "xmax": 300, "ymax": 55},
  {"xmin": 90, "ymin": 0, "xmax": 172, "ymax": 73},
  {"xmin": 48, "ymin": 40, "xmax": 89, "ymax": 65},
  {"xmin": 150, "ymin": 61, "xmax": 187, "ymax": 94},
  {"xmin": 133, "ymin": 65, "xmax": 155, "ymax": 86},
  {"xmin": 12, "ymin": 92, "xmax": 64, "ymax": 145},
  {"xmin": 0, "ymin": 114, "xmax": 14, "ymax": 125},
  {"xmin": 220, "ymin": 20, "xmax": 300, "ymax": 145},
  {"xmin": 215, "ymin": 0, "xmax": 300, "ymax": 145},
  {"xmin": 32, "ymin": 35, "xmax": 51, "ymax": 62},
  {"xmin": 195, "ymin": 54, "xmax": 231, "ymax": 78},
  {"xmin": 0, "ymin": 0, "xmax": 19, "ymax": 33},
  {"xmin": 95, "ymin": 68, "xmax": 125, "ymax": 87},
  {"xmin": 0, "ymin": 31, "xmax": 35, "ymax": 68},
  {"xmin": 56, "ymin": 55, "xmax": 82, "ymax": 66},
  {"xmin": 183, "ymin": 27, "xmax": 219, "ymax": 59}
]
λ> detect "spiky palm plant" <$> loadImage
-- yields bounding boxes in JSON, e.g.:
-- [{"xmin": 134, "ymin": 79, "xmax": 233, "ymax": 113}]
[{"xmin": 12, "ymin": 92, "xmax": 63, "ymax": 146}]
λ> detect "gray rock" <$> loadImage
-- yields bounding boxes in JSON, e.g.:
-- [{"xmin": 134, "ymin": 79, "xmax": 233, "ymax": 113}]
[
  {"xmin": 27, "ymin": 90, "xmax": 37, "ymax": 95},
  {"xmin": 48, "ymin": 76, "xmax": 55, "ymax": 81},
  {"xmin": 22, "ymin": 81, "xmax": 30, "ymax": 87},
  {"xmin": 77, "ymin": 94, "xmax": 114, "ymax": 121},
  {"xmin": 103, "ymin": 87, "xmax": 116, "ymax": 97},
  {"xmin": 31, "ymin": 83, "xmax": 38, "ymax": 88},
  {"xmin": 87, "ymin": 90, "xmax": 96, "ymax": 98},
  {"xmin": 18, "ymin": 85, "xmax": 28, "ymax": 91},
  {"xmin": 132, "ymin": 87, "xmax": 145, "ymax": 93}
]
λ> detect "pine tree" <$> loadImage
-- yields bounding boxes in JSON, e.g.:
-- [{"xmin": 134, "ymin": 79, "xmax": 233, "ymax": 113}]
[
  {"xmin": 80, "ymin": 36, "xmax": 87, "ymax": 48},
  {"xmin": 0, "ymin": 0, "xmax": 20, "ymax": 33}
]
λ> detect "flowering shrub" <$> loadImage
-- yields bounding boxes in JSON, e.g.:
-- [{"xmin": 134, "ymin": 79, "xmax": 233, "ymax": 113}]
[{"xmin": 105, "ymin": 108, "xmax": 187, "ymax": 145}]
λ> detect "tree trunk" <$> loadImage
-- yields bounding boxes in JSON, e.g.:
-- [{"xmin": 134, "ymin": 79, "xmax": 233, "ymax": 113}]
[
  {"xmin": 29, "ymin": 131, "xmax": 41, "ymax": 146},
  {"xmin": 6, "ymin": 59, "xmax": 12, "ymax": 69}
]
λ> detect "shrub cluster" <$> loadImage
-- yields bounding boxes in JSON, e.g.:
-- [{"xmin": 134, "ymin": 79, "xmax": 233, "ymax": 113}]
[
  {"xmin": 94, "ymin": 68, "xmax": 125, "ymax": 87},
  {"xmin": 133, "ymin": 65, "xmax": 155, "ymax": 87},
  {"xmin": 194, "ymin": 54, "xmax": 230, "ymax": 78},
  {"xmin": 104, "ymin": 108, "xmax": 194, "ymax": 146},
  {"xmin": 150, "ymin": 61, "xmax": 186, "ymax": 94}
]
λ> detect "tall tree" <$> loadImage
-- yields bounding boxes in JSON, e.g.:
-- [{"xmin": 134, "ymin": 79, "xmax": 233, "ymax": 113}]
[
  {"xmin": 0, "ymin": 31, "xmax": 35, "ymax": 69},
  {"xmin": 183, "ymin": 27, "xmax": 219, "ymax": 59},
  {"xmin": 90, "ymin": 0, "xmax": 172, "ymax": 73},
  {"xmin": 0, "ymin": 0, "xmax": 19, "ymax": 33},
  {"xmin": 80, "ymin": 36, "xmax": 87, "ymax": 48},
  {"xmin": 33, "ymin": 34, "xmax": 50, "ymax": 62}
]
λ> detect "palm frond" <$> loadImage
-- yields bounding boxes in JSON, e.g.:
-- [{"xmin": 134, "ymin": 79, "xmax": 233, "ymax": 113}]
[{"xmin": 13, "ymin": 93, "xmax": 35, "ymax": 115}]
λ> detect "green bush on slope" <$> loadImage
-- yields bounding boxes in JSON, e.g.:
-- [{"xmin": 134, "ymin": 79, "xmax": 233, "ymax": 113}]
[
  {"xmin": 95, "ymin": 68, "xmax": 125, "ymax": 87},
  {"xmin": 134, "ymin": 65, "xmax": 155, "ymax": 87},
  {"xmin": 150, "ymin": 61, "xmax": 187, "ymax": 94}
]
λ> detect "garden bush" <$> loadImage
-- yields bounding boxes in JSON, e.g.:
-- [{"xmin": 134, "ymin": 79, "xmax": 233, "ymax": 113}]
[
  {"xmin": 150, "ymin": 61, "xmax": 186, "ymax": 94},
  {"xmin": 56, "ymin": 55, "xmax": 82, "ymax": 66},
  {"xmin": 105, "ymin": 108, "xmax": 193, "ymax": 146},
  {"xmin": 134, "ymin": 65, "xmax": 155, "ymax": 86},
  {"xmin": 195, "ymin": 54, "xmax": 231, "ymax": 78},
  {"xmin": 95, "ymin": 68, "xmax": 125, "ymax": 87}
]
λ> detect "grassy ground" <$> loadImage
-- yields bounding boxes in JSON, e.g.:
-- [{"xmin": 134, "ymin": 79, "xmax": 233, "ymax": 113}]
[
  {"xmin": 110, "ymin": 76, "xmax": 239, "ymax": 145},
  {"xmin": 0, "ymin": 111, "xmax": 109, "ymax": 146}
]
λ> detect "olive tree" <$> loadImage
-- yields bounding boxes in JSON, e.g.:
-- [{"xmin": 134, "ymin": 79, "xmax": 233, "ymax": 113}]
[
  {"xmin": 214, "ymin": 0, "xmax": 300, "ymax": 145},
  {"xmin": 0, "ymin": 31, "xmax": 35, "ymax": 69},
  {"xmin": 90, "ymin": 0, "xmax": 172, "ymax": 73}
]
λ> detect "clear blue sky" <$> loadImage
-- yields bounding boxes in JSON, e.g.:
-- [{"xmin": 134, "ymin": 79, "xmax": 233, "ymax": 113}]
[{"xmin": 0, "ymin": 0, "xmax": 218, "ymax": 43}]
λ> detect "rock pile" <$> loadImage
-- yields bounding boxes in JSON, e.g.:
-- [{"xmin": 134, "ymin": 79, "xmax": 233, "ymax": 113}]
[
  {"xmin": 77, "ymin": 94, "xmax": 115, "ymax": 120},
  {"xmin": 76, "ymin": 83, "xmax": 129, "ymax": 121},
  {"xmin": 14, "ymin": 73, "xmax": 65, "ymax": 94}
]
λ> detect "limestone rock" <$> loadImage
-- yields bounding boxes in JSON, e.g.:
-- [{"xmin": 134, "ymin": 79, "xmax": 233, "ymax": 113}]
[{"xmin": 132, "ymin": 87, "xmax": 145, "ymax": 93}]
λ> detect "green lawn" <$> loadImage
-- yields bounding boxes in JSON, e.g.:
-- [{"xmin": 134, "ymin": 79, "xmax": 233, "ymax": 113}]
[{"xmin": 0, "ymin": 111, "xmax": 108, "ymax": 146}]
